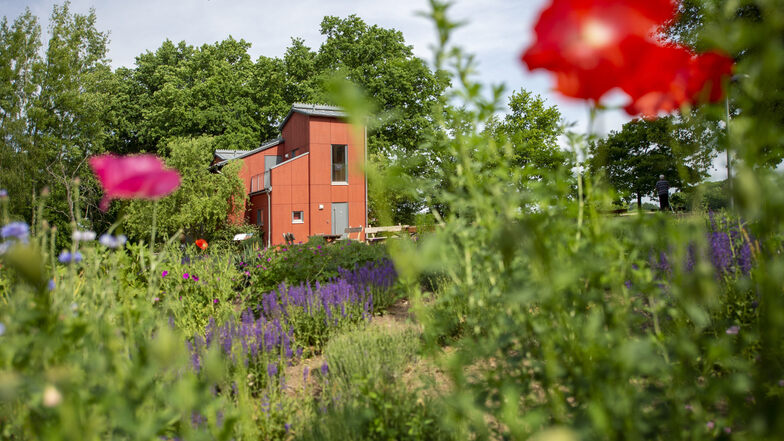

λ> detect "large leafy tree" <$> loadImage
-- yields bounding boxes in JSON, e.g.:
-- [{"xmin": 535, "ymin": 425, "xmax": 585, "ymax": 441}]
[
  {"xmin": 0, "ymin": 3, "xmax": 113, "ymax": 243},
  {"xmin": 0, "ymin": 9, "xmax": 41, "ymax": 219},
  {"xmin": 589, "ymin": 116, "xmax": 717, "ymax": 207},
  {"xmin": 484, "ymin": 89, "xmax": 566, "ymax": 173},
  {"xmin": 123, "ymin": 136, "xmax": 246, "ymax": 242}
]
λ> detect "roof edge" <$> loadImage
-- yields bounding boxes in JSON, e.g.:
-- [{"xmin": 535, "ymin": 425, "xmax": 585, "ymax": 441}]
[{"xmin": 211, "ymin": 137, "xmax": 284, "ymax": 168}]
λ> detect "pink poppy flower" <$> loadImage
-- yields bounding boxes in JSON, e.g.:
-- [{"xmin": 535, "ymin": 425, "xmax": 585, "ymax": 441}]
[{"xmin": 89, "ymin": 154, "xmax": 181, "ymax": 211}]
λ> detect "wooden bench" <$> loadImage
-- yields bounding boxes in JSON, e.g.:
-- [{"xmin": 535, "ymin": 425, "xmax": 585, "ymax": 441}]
[{"xmin": 344, "ymin": 226, "xmax": 363, "ymax": 241}]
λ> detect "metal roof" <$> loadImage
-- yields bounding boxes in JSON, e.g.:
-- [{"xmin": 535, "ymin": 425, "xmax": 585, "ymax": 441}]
[
  {"xmin": 279, "ymin": 102, "xmax": 347, "ymax": 130},
  {"xmin": 211, "ymin": 137, "xmax": 283, "ymax": 168},
  {"xmin": 214, "ymin": 149, "xmax": 249, "ymax": 160},
  {"xmin": 211, "ymin": 104, "xmax": 347, "ymax": 169}
]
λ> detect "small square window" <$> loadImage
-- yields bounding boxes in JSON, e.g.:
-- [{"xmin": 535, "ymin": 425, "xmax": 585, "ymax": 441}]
[{"xmin": 292, "ymin": 211, "xmax": 304, "ymax": 224}]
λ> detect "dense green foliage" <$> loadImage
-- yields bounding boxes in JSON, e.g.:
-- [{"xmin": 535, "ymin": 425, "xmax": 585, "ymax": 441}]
[
  {"xmin": 123, "ymin": 136, "xmax": 247, "ymax": 242},
  {"xmin": 301, "ymin": 326, "xmax": 452, "ymax": 441},
  {"xmin": 0, "ymin": 4, "xmax": 447, "ymax": 240},
  {"xmin": 3, "ymin": 0, "xmax": 784, "ymax": 440},
  {"xmin": 589, "ymin": 116, "xmax": 717, "ymax": 207}
]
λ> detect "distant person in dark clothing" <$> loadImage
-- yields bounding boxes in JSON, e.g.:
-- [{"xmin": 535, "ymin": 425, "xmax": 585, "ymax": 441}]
[{"xmin": 656, "ymin": 175, "xmax": 670, "ymax": 211}]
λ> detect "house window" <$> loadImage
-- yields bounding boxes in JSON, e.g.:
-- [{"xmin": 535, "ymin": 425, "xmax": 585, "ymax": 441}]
[
  {"xmin": 291, "ymin": 148, "xmax": 299, "ymax": 157},
  {"xmin": 256, "ymin": 210, "xmax": 263, "ymax": 226},
  {"xmin": 331, "ymin": 145, "xmax": 347, "ymax": 183},
  {"xmin": 292, "ymin": 211, "xmax": 304, "ymax": 224}
]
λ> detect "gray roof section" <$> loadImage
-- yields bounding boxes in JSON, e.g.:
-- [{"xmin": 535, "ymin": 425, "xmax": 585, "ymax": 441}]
[
  {"xmin": 279, "ymin": 102, "xmax": 347, "ymax": 130},
  {"xmin": 211, "ymin": 137, "xmax": 283, "ymax": 168},
  {"xmin": 214, "ymin": 149, "xmax": 249, "ymax": 160}
]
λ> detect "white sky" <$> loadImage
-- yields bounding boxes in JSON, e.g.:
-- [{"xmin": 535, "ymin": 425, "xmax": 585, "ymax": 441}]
[{"xmin": 0, "ymin": 0, "xmax": 728, "ymax": 179}]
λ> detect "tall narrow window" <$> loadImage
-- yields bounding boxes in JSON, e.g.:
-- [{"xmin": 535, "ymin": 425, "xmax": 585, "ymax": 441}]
[{"xmin": 331, "ymin": 145, "xmax": 347, "ymax": 183}]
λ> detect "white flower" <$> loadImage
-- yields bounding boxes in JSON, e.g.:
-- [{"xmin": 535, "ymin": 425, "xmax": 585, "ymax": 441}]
[
  {"xmin": 99, "ymin": 234, "xmax": 127, "ymax": 249},
  {"xmin": 43, "ymin": 385, "xmax": 62, "ymax": 407},
  {"xmin": 72, "ymin": 230, "xmax": 96, "ymax": 242}
]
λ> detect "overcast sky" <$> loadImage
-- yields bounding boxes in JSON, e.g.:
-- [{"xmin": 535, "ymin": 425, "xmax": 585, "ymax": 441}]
[{"xmin": 0, "ymin": 0, "xmax": 727, "ymax": 179}]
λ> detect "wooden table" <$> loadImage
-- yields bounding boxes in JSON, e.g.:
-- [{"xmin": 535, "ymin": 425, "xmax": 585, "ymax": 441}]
[{"xmin": 313, "ymin": 234, "xmax": 342, "ymax": 243}]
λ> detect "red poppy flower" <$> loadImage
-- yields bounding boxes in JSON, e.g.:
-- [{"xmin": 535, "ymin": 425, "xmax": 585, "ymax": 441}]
[
  {"xmin": 621, "ymin": 44, "xmax": 734, "ymax": 117},
  {"xmin": 89, "ymin": 154, "xmax": 181, "ymax": 211},
  {"xmin": 195, "ymin": 239, "xmax": 208, "ymax": 250},
  {"xmin": 521, "ymin": 0, "xmax": 677, "ymax": 101}
]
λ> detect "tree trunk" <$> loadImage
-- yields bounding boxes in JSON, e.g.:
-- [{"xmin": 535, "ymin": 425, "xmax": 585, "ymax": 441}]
[{"xmin": 637, "ymin": 193, "xmax": 642, "ymax": 210}]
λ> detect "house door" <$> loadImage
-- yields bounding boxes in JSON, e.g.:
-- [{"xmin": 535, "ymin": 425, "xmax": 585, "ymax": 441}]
[{"xmin": 331, "ymin": 202, "xmax": 348, "ymax": 237}]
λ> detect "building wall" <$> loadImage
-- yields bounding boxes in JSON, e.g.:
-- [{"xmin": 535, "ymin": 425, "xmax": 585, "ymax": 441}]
[
  {"xmin": 308, "ymin": 116, "xmax": 366, "ymax": 241},
  {"xmin": 269, "ymin": 154, "xmax": 310, "ymax": 245},
  {"xmin": 225, "ymin": 111, "xmax": 365, "ymax": 246},
  {"xmin": 281, "ymin": 112, "xmax": 309, "ymax": 158}
]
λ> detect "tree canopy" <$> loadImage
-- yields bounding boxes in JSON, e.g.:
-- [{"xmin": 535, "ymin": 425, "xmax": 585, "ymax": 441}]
[
  {"xmin": 588, "ymin": 116, "xmax": 717, "ymax": 207},
  {"xmin": 123, "ymin": 136, "xmax": 246, "ymax": 242}
]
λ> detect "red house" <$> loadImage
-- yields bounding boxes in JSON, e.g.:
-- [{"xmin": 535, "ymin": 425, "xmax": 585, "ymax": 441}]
[{"xmin": 212, "ymin": 103, "xmax": 367, "ymax": 246}]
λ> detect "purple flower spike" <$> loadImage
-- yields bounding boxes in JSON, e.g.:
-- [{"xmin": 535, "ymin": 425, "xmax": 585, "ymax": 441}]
[{"xmin": 321, "ymin": 362, "xmax": 329, "ymax": 376}]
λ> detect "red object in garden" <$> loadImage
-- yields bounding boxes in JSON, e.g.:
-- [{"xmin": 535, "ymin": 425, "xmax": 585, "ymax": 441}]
[
  {"xmin": 622, "ymin": 47, "xmax": 734, "ymax": 117},
  {"xmin": 195, "ymin": 239, "xmax": 208, "ymax": 250},
  {"xmin": 521, "ymin": 0, "xmax": 733, "ymax": 116},
  {"xmin": 521, "ymin": 0, "xmax": 677, "ymax": 101},
  {"xmin": 89, "ymin": 154, "xmax": 181, "ymax": 211}
]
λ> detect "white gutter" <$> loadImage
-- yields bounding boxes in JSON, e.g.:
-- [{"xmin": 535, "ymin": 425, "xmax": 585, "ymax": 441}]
[
  {"xmin": 364, "ymin": 124, "xmax": 368, "ymax": 236},
  {"xmin": 267, "ymin": 190, "xmax": 272, "ymax": 248}
]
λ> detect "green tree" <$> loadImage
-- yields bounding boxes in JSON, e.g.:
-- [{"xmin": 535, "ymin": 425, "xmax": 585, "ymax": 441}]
[
  {"xmin": 589, "ymin": 116, "xmax": 716, "ymax": 208},
  {"xmin": 0, "ymin": 9, "xmax": 41, "ymax": 220},
  {"xmin": 0, "ymin": 2, "xmax": 113, "ymax": 243},
  {"xmin": 484, "ymin": 89, "xmax": 566, "ymax": 173},
  {"xmin": 123, "ymin": 136, "xmax": 247, "ymax": 242},
  {"xmin": 109, "ymin": 37, "xmax": 261, "ymax": 156},
  {"xmin": 31, "ymin": 2, "xmax": 113, "ymax": 229}
]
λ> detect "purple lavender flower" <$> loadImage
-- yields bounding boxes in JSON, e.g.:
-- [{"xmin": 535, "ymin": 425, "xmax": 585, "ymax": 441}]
[
  {"xmin": 710, "ymin": 232, "xmax": 732, "ymax": 273},
  {"xmin": 267, "ymin": 363, "xmax": 278, "ymax": 378},
  {"xmin": 321, "ymin": 362, "xmax": 328, "ymax": 376}
]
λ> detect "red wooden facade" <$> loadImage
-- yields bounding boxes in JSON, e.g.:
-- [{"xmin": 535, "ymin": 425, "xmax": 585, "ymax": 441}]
[{"xmin": 213, "ymin": 104, "xmax": 367, "ymax": 245}]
